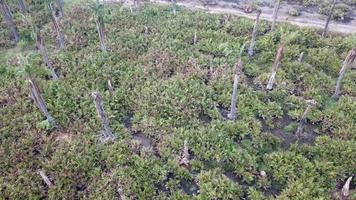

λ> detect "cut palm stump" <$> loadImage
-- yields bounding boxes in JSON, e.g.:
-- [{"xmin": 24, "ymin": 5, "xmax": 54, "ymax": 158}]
[
  {"xmin": 227, "ymin": 59, "xmax": 243, "ymax": 120},
  {"xmin": 333, "ymin": 48, "xmax": 356, "ymax": 99},
  {"xmin": 92, "ymin": 91, "xmax": 116, "ymax": 143},
  {"xmin": 248, "ymin": 9, "xmax": 262, "ymax": 57},
  {"xmin": 28, "ymin": 79, "xmax": 56, "ymax": 126},
  {"xmin": 267, "ymin": 45, "xmax": 284, "ymax": 90},
  {"xmin": 296, "ymin": 99, "xmax": 317, "ymax": 137}
]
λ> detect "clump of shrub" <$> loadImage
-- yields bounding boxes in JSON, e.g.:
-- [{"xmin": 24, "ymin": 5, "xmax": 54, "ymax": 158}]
[
  {"xmin": 319, "ymin": 3, "xmax": 352, "ymax": 21},
  {"xmin": 288, "ymin": 7, "xmax": 301, "ymax": 16}
]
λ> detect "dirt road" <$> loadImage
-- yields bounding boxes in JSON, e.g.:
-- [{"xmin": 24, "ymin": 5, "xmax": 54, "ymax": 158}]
[
  {"xmin": 105, "ymin": 0, "xmax": 356, "ymax": 35},
  {"xmin": 157, "ymin": 0, "xmax": 356, "ymax": 34}
]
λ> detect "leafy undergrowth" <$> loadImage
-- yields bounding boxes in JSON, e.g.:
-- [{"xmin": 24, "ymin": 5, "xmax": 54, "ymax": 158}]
[{"xmin": 0, "ymin": 2, "xmax": 355, "ymax": 199}]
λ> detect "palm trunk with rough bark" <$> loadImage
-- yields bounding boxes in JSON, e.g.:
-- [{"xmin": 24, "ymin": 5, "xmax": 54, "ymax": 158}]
[
  {"xmin": 298, "ymin": 52, "xmax": 304, "ymax": 62},
  {"xmin": 18, "ymin": 0, "xmax": 27, "ymax": 13},
  {"xmin": 48, "ymin": 3, "xmax": 65, "ymax": 49},
  {"xmin": 296, "ymin": 100, "xmax": 316, "ymax": 137},
  {"xmin": 133, "ymin": 0, "xmax": 139, "ymax": 11},
  {"xmin": 332, "ymin": 48, "xmax": 356, "ymax": 99},
  {"xmin": 248, "ymin": 10, "xmax": 261, "ymax": 57},
  {"xmin": 92, "ymin": 91, "xmax": 116, "ymax": 142},
  {"xmin": 341, "ymin": 176, "xmax": 353, "ymax": 198},
  {"xmin": 96, "ymin": 15, "xmax": 106, "ymax": 51},
  {"xmin": 322, "ymin": 0, "xmax": 337, "ymax": 37},
  {"xmin": 0, "ymin": 0, "xmax": 20, "ymax": 43},
  {"xmin": 171, "ymin": 0, "xmax": 177, "ymax": 15},
  {"xmin": 271, "ymin": 0, "xmax": 281, "ymax": 31},
  {"xmin": 107, "ymin": 79, "xmax": 114, "ymax": 96},
  {"xmin": 57, "ymin": 0, "xmax": 64, "ymax": 17},
  {"xmin": 36, "ymin": 33, "xmax": 59, "ymax": 80},
  {"xmin": 267, "ymin": 45, "xmax": 284, "ymax": 90},
  {"xmin": 227, "ymin": 59, "xmax": 243, "ymax": 120},
  {"xmin": 28, "ymin": 79, "xmax": 55, "ymax": 124}
]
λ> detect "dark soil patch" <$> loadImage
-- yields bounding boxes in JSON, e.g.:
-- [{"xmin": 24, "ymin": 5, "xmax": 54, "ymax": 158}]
[
  {"xmin": 123, "ymin": 112, "xmax": 134, "ymax": 129},
  {"xmin": 244, "ymin": 74, "xmax": 261, "ymax": 90},
  {"xmin": 216, "ymin": 104, "xmax": 229, "ymax": 120},
  {"xmin": 263, "ymin": 181, "xmax": 282, "ymax": 198},
  {"xmin": 260, "ymin": 115, "xmax": 320, "ymax": 149},
  {"xmin": 224, "ymin": 171, "xmax": 250, "ymax": 188},
  {"xmin": 198, "ymin": 112, "xmax": 212, "ymax": 124},
  {"xmin": 123, "ymin": 112, "xmax": 156, "ymax": 151},
  {"xmin": 156, "ymin": 171, "xmax": 175, "ymax": 195},
  {"xmin": 132, "ymin": 132, "xmax": 155, "ymax": 150},
  {"xmin": 180, "ymin": 179, "xmax": 199, "ymax": 195}
]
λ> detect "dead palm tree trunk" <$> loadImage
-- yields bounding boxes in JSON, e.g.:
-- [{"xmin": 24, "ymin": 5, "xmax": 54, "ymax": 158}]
[
  {"xmin": 248, "ymin": 10, "xmax": 262, "ymax": 57},
  {"xmin": 271, "ymin": 0, "xmax": 281, "ymax": 32},
  {"xmin": 322, "ymin": 0, "xmax": 337, "ymax": 37},
  {"xmin": 28, "ymin": 79, "xmax": 56, "ymax": 124},
  {"xmin": 332, "ymin": 48, "xmax": 356, "ymax": 99},
  {"xmin": 178, "ymin": 139, "xmax": 190, "ymax": 169},
  {"xmin": 298, "ymin": 52, "xmax": 304, "ymax": 62},
  {"xmin": 296, "ymin": 99, "xmax": 316, "ymax": 137},
  {"xmin": 91, "ymin": 91, "xmax": 116, "ymax": 143},
  {"xmin": 18, "ymin": 0, "xmax": 27, "ymax": 13},
  {"xmin": 107, "ymin": 79, "xmax": 114, "ymax": 96},
  {"xmin": 56, "ymin": 0, "xmax": 64, "ymax": 17},
  {"xmin": 36, "ymin": 32, "xmax": 59, "ymax": 80},
  {"xmin": 171, "ymin": 0, "xmax": 177, "ymax": 15},
  {"xmin": 267, "ymin": 45, "xmax": 284, "ymax": 90},
  {"xmin": 48, "ymin": 3, "xmax": 65, "ymax": 49},
  {"xmin": 96, "ymin": 15, "xmax": 106, "ymax": 51},
  {"xmin": 341, "ymin": 176, "xmax": 353, "ymax": 198},
  {"xmin": 227, "ymin": 59, "xmax": 243, "ymax": 120},
  {"xmin": 0, "ymin": 0, "xmax": 20, "ymax": 43}
]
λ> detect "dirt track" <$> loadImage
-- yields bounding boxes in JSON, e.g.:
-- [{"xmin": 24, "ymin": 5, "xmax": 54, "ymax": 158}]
[{"xmin": 107, "ymin": 0, "xmax": 356, "ymax": 35}]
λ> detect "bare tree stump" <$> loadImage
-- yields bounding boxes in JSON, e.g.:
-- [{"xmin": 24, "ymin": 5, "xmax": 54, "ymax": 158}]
[
  {"xmin": 39, "ymin": 170, "xmax": 53, "ymax": 188},
  {"xmin": 28, "ymin": 79, "xmax": 56, "ymax": 125},
  {"xmin": 0, "ymin": 0, "xmax": 20, "ymax": 43},
  {"xmin": 56, "ymin": 0, "xmax": 64, "ymax": 17},
  {"xmin": 107, "ymin": 80, "xmax": 114, "ymax": 96},
  {"xmin": 92, "ymin": 91, "xmax": 116, "ymax": 143},
  {"xmin": 341, "ymin": 176, "xmax": 353, "ymax": 198},
  {"xmin": 36, "ymin": 32, "xmax": 59, "ymax": 80},
  {"xmin": 117, "ymin": 183, "xmax": 126, "ymax": 200},
  {"xmin": 96, "ymin": 16, "xmax": 107, "ymax": 51},
  {"xmin": 267, "ymin": 45, "xmax": 284, "ymax": 90},
  {"xmin": 227, "ymin": 59, "xmax": 243, "ymax": 120},
  {"xmin": 171, "ymin": 0, "xmax": 177, "ymax": 15},
  {"xmin": 332, "ymin": 48, "xmax": 356, "ymax": 99},
  {"xmin": 322, "ymin": 0, "xmax": 337, "ymax": 37},
  {"xmin": 178, "ymin": 139, "xmax": 190, "ymax": 169},
  {"xmin": 271, "ymin": 0, "xmax": 281, "ymax": 32},
  {"xmin": 48, "ymin": 2, "xmax": 65, "ymax": 49},
  {"xmin": 248, "ymin": 10, "xmax": 262, "ymax": 57},
  {"xmin": 193, "ymin": 31, "xmax": 197, "ymax": 45},
  {"xmin": 296, "ymin": 100, "xmax": 316, "ymax": 137},
  {"xmin": 298, "ymin": 52, "xmax": 304, "ymax": 62},
  {"xmin": 18, "ymin": 0, "xmax": 27, "ymax": 13}
]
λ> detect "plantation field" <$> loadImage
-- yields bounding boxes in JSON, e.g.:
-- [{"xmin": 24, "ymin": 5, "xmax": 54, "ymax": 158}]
[{"xmin": 0, "ymin": 0, "xmax": 356, "ymax": 199}]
